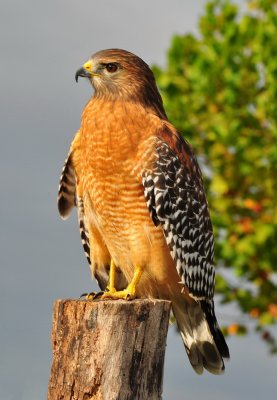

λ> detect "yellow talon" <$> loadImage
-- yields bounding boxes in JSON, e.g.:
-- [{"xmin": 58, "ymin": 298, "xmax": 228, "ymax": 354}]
[{"xmin": 102, "ymin": 265, "xmax": 143, "ymax": 300}]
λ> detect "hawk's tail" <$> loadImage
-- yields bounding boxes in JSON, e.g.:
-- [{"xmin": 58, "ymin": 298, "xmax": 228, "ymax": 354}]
[{"xmin": 172, "ymin": 298, "xmax": 229, "ymax": 375}]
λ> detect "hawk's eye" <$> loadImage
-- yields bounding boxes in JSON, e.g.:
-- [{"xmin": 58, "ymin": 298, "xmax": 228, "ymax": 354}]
[{"xmin": 105, "ymin": 63, "xmax": 118, "ymax": 73}]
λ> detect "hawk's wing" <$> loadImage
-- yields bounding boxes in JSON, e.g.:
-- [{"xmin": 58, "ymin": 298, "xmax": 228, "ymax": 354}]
[
  {"xmin": 58, "ymin": 153, "xmax": 76, "ymax": 219},
  {"xmin": 142, "ymin": 127, "xmax": 215, "ymax": 300},
  {"xmin": 58, "ymin": 152, "xmax": 91, "ymax": 266}
]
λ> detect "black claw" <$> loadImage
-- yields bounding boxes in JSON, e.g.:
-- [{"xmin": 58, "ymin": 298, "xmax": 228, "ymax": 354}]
[
  {"xmin": 93, "ymin": 291, "xmax": 104, "ymax": 299},
  {"xmin": 80, "ymin": 292, "xmax": 96, "ymax": 299},
  {"xmin": 80, "ymin": 292, "xmax": 89, "ymax": 299}
]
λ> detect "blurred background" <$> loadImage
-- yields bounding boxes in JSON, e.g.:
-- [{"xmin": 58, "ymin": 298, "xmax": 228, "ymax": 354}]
[{"xmin": 0, "ymin": 0, "xmax": 276, "ymax": 399}]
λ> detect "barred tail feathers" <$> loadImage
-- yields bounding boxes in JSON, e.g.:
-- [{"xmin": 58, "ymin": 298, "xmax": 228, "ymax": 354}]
[
  {"xmin": 172, "ymin": 299, "xmax": 229, "ymax": 375},
  {"xmin": 200, "ymin": 300, "xmax": 230, "ymax": 360}
]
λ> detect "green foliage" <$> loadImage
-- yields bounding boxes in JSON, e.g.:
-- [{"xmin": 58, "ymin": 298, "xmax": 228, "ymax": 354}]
[{"xmin": 153, "ymin": 0, "xmax": 277, "ymax": 349}]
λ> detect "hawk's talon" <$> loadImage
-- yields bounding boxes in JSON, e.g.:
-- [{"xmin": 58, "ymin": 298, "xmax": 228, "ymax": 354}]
[
  {"xmin": 79, "ymin": 291, "xmax": 103, "ymax": 300},
  {"xmin": 101, "ymin": 265, "xmax": 142, "ymax": 300},
  {"xmin": 92, "ymin": 291, "xmax": 104, "ymax": 299},
  {"xmin": 100, "ymin": 283, "xmax": 137, "ymax": 300},
  {"xmin": 80, "ymin": 292, "xmax": 95, "ymax": 300},
  {"xmin": 101, "ymin": 289, "xmax": 136, "ymax": 300}
]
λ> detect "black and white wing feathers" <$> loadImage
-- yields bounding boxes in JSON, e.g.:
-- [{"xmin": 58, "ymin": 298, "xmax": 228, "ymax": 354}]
[
  {"xmin": 57, "ymin": 153, "xmax": 91, "ymax": 266},
  {"xmin": 142, "ymin": 134, "xmax": 215, "ymax": 300}
]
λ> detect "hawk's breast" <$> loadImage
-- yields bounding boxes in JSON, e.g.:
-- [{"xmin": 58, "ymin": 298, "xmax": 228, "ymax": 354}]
[{"xmin": 72, "ymin": 98, "xmax": 173, "ymax": 289}]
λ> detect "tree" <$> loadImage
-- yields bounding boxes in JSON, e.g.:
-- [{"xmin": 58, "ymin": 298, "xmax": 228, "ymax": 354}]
[{"xmin": 153, "ymin": 0, "xmax": 277, "ymax": 352}]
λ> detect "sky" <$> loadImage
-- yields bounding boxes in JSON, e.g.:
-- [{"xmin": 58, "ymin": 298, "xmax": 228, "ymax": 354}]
[{"xmin": 0, "ymin": 0, "xmax": 276, "ymax": 399}]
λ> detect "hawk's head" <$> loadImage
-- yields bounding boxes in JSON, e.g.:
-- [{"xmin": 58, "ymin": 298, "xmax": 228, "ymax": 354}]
[{"xmin": 75, "ymin": 48, "xmax": 166, "ymax": 117}]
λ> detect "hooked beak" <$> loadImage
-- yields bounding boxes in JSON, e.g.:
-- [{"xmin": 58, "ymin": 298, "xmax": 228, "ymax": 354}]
[
  {"xmin": 75, "ymin": 60, "xmax": 94, "ymax": 82},
  {"xmin": 75, "ymin": 68, "xmax": 92, "ymax": 82}
]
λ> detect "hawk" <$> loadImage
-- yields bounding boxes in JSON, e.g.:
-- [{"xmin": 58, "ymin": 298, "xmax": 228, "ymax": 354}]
[{"xmin": 58, "ymin": 49, "xmax": 229, "ymax": 374}]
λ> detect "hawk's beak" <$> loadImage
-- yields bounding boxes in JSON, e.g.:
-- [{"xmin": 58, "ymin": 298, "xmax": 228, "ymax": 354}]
[{"xmin": 75, "ymin": 60, "xmax": 93, "ymax": 82}]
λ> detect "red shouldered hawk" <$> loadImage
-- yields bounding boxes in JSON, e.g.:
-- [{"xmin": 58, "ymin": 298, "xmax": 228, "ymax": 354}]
[{"xmin": 58, "ymin": 49, "xmax": 229, "ymax": 374}]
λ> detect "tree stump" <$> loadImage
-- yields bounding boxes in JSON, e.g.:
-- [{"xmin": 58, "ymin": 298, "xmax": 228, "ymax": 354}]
[{"xmin": 47, "ymin": 299, "xmax": 171, "ymax": 400}]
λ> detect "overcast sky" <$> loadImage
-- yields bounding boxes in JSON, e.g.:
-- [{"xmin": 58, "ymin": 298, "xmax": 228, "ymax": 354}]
[{"xmin": 0, "ymin": 1, "xmax": 276, "ymax": 399}]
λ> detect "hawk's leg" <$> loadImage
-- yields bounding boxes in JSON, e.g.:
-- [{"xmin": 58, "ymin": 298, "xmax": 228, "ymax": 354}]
[
  {"xmin": 106, "ymin": 259, "xmax": 116, "ymax": 293},
  {"xmin": 101, "ymin": 265, "xmax": 143, "ymax": 300}
]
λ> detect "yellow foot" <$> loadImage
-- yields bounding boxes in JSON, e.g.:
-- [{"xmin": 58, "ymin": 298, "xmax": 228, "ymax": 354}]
[
  {"xmin": 101, "ymin": 265, "xmax": 143, "ymax": 300},
  {"xmin": 101, "ymin": 285, "xmax": 136, "ymax": 300}
]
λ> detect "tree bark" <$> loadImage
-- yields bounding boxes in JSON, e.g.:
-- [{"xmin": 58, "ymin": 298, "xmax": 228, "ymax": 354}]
[{"xmin": 47, "ymin": 299, "xmax": 171, "ymax": 400}]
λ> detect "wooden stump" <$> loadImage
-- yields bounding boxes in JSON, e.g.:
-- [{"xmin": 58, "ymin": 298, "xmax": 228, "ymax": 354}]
[{"xmin": 47, "ymin": 299, "xmax": 171, "ymax": 400}]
